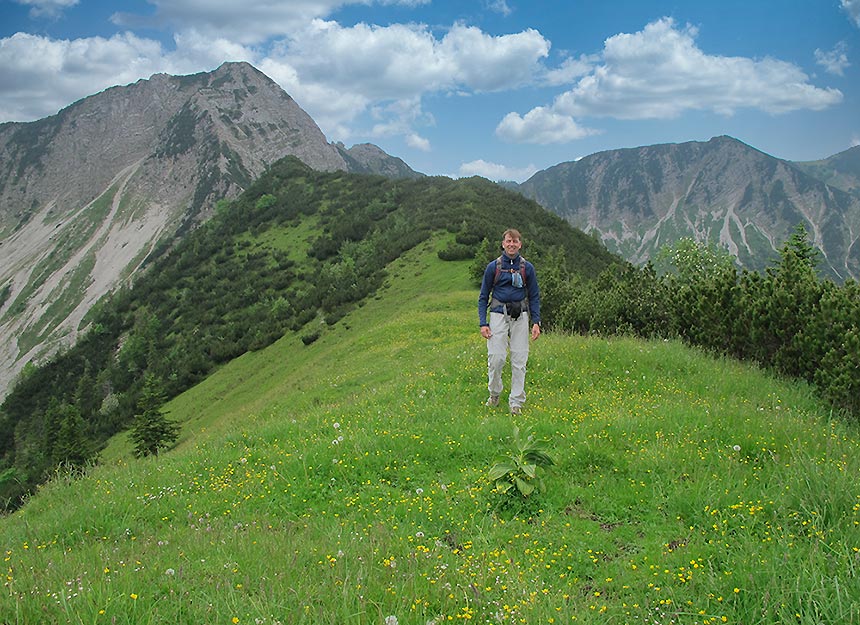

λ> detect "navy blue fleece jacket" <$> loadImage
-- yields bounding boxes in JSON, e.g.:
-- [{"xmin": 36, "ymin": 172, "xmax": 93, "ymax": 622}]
[{"xmin": 477, "ymin": 254, "xmax": 541, "ymax": 327}]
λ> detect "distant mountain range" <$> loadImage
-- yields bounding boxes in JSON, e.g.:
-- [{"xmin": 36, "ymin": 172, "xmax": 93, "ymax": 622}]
[
  {"xmin": 0, "ymin": 61, "xmax": 419, "ymax": 397},
  {"xmin": 514, "ymin": 136, "xmax": 860, "ymax": 282}
]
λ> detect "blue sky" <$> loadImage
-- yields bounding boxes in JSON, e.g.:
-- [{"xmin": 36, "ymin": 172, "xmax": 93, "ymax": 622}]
[{"xmin": 1, "ymin": 0, "xmax": 858, "ymax": 181}]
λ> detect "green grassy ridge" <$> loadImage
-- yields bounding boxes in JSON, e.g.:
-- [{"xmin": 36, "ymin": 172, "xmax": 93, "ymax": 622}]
[{"xmin": 3, "ymin": 239, "xmax": 860, "ymax": 624}]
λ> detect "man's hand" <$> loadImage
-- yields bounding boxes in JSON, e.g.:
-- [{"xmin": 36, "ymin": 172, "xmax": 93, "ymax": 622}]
[
  {"xmin": 480, "ymin": 326, "xmax": 492, "ymax": 339},
  {"xmin": 531, "ymin": 324, "xmax": 541, "ymax": 340}
]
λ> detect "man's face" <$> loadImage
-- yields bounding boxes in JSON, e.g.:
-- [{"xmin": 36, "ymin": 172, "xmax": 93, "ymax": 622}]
[{"xmin": 502, "ymin": 234, "xmax": 522, "ymax": 257}]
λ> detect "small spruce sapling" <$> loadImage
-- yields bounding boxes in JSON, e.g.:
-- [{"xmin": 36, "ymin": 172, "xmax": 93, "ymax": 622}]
[{"xmin": 131, "ymin": 374, "xmax": 180, "ymax": 457}]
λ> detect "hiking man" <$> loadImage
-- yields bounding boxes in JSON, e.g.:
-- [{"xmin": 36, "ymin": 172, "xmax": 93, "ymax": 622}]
[{"xmin": 478, "ymin": 228, "xmax": 541, "ymax": 415}]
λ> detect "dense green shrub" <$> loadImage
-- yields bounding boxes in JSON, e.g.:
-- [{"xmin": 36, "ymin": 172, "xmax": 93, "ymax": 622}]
[
  {"xmin": 437, "ymin": 243, "xmax": 475, "ymax": 261},
  {"xmin": 301, "ymin": 330, "xmax": 321, "ymax": 345}
]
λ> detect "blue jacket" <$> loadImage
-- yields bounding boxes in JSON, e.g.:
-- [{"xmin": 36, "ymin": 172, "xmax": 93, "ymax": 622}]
[{"xmin": 478, "ymin": 253, "xmax": 541, "ymax": 327}]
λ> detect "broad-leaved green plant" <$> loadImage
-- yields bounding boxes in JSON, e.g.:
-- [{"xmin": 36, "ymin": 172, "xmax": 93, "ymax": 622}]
[{"xmin": 488, "ymin": 425, "xmax": 555, "ymax": 498}]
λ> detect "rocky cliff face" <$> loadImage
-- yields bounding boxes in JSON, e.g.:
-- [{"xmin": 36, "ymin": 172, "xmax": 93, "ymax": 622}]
[
  {"xmin": 335, "ymin": 142, "xmax": 423, "ymax": 179},
  {"xmin": 0, "ymin": 62, "xmax": 417, "ymax": 398},
  {"xmin": 517, "ymin": 136, "xmax": 860, "ymax": 282},
  {"xmin": 794, "ymin": 145, "xmax": 860, "ymax": 199}
]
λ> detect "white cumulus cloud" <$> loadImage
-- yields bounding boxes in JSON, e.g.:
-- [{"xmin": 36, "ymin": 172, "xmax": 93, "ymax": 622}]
[
  {"xmin": 558, "ymin": 18, "xmax": 842, "ymax": 118},
  {"xmin": 815, "ymin": 41, "xmax": 850, "ymax": 76},
  {"xmin": 496, "ymin": 107, "xmax": 598, "ymax": 144},
  {"xmin": 281, "ymin": 20, "xmax": 549, "ymax": 98},
  {"xmin": 406, "ymin": 133, "xmax": 431, "ymax": 151},
  {"xmin": 13, "ymin": 0, "xmax": 78, "ymax": 18},
  {"xmin": 542, "ymin": 54, "xmax": 599, "ymax": 87},
  {"xmin": 497, "ymin": 17, "xmax": 843, "ymax": 145},
  {"xmin": 842, "ymin": 0, "xmax": 860, "ymax": 27},
  {"xmin": 458, "ymin": 159, "xmax": 537, "ymax": 183},
  {"xmin": 0, "ymin": 32, "xmax": 168, "ymax": 121},
  {"xmin": 110, "ymin": 0, "xmax": 426, "ymax": 45},
  {"xmin": 486, "ymin": 0, "xmax": 512, "ymax": 17}
]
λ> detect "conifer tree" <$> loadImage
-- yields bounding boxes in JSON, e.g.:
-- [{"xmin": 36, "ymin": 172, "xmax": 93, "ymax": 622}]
[
  {"xmin": 131, "ymin": 374, "xmax": 180, "ymax": 457},
  {"xmin": 536, "ymin": 246, "xmax": 573, "ymax": 330},
  {"xmin": 470, "ymin": 238, "xmax": 495, "ymax": 285},
  {"xmin": 43, "ymin": 397, "xmax": 63, "ymax": 462},
  {"xmin": 51, "ymin": 402, "xmax": 92, "ymax": 468}
]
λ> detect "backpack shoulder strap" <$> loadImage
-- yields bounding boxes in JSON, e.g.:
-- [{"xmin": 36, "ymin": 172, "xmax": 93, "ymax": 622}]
[{"xmin": 493, "ymin": 256, "xmax": 503, "ymax": 285}]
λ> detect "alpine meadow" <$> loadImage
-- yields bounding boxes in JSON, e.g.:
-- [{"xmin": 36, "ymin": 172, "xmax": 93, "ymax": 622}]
[{"xmin": 1, "ymin": 153, "xmax": 860, "ymax": 624}]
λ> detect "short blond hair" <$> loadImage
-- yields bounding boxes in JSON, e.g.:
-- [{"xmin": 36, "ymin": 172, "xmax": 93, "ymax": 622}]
[{"xmin": 502, "ymin": 228, "xmax": 522, "ymax": 241}]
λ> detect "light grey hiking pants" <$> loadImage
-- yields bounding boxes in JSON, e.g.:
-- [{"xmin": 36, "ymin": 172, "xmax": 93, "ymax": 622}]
[{"xmin": 487, "ymin": 310, "xmax": 530, "ymax": 408}]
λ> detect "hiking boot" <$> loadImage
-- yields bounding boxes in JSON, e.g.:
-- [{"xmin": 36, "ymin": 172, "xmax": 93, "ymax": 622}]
[
  {"xmin": 485, "ymin": 395, "xmax": 500, "ymax": 407},
  {"xmin": 510, "ymin": 405, "xmax": 522, "ymax": 415}
]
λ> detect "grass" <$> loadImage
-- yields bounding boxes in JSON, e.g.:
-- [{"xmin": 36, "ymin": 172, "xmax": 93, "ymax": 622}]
[{"xmin": 2, "ymin": 236, "xmax": 860, "ymax": 625}]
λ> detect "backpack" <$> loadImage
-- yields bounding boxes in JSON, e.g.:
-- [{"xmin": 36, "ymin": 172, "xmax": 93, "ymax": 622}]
[{"xmin": 493, "ymin": 255, "xmax": 527, "ymax": 287}]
